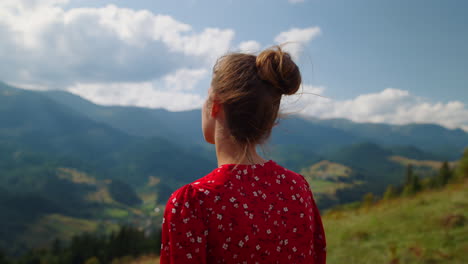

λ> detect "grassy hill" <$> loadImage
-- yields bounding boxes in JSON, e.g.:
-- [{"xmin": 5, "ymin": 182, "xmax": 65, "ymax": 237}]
[
  {"xmin": 94, "ymin": 180, "xmax": 468, "ymax": 264},
  {"xmin": 0, "ymin": 160, "xmax": 162, "ymax": 255},
  {"xmin": 323, "ymin": 180, "xmax": 468, "ymax": 264},
  {"xmin": 298, "ymin": 150, "xmax": 458, "ymax": 210}
]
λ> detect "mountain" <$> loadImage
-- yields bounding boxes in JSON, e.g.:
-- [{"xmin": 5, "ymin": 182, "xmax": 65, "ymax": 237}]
[
  {"xmin": 0, "ymin": 82, "xmax": 215, "ymax": 185},
  {"xmin": 4, "ymin": 82, "xmax": 464, "ymax": 194},
  {"xmin": 43, "ymin": 90, "xmax": 363, "ymax": 154},
  {"xmin": 0, "ymin": 82, "xmax": 133, "ymax": 161},
  {"xmin": 105, "ymin": 136, "xmax": 216, "ymax": 189},
  {"xmin": 306, "ymin": 117, "xmax": 468, "ymax": 160},
  {"xmin": 42, "ymin": 86, "xmax": 468, "ymax": 161},
  {"xmin": 2, "ymin": 81, "xmax": 466, "ymax": 255},
  {"xmin": 0, "ymin": 82, "xmax": 219, "ymax": 253},
  {"xmin": 43, "ymin": 89, "xmax": 205, "ymax": 146}
]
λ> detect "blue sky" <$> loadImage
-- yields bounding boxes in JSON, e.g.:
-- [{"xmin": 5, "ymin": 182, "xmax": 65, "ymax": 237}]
[
  {"xmin": 67, "ymin": 0, "xmax": 468, "ymax": 102},
  {"xmin": 0, "ymin": 0, "xmax": 467, "ymax": 130}
]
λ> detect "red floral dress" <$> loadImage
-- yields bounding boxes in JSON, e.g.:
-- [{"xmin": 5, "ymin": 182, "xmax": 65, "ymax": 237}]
[{"xmin": 160, "ymin": 160, "xmax": 326, "ymax": 264}]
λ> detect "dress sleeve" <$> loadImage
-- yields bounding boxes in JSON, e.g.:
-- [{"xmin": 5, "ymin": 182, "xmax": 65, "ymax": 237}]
[
  {"xmin": 302, "ymin": 175, "xmax": 327, "ymax": 263},
  {"xmin": 309, "ymin": 190, "xmax": 327, "ymax": 264},
  {"xmin": 160, "ymin": 184, "xmax": 208, "ymax": 264}
]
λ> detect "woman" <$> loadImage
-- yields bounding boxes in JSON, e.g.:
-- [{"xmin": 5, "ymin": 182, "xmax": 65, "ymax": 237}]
[{"xmin": 160, "ymin": 46, "xmax": 326, "ymax": 264}]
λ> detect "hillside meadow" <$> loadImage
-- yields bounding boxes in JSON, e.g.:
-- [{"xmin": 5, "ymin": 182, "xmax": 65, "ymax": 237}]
[
  {"xmin": 106, "ymin": 179, "xmax": 468, "ymax": 264},
  {"xmin": 323, "ymin": 180, "xmax": 468, "ymax": 264}
]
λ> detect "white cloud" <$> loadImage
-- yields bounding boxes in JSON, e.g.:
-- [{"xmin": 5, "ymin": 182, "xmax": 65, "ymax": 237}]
[
  {"xmin": 67, "ymin": 81, "xmax": 205, "ymax": 111},
  {"xmin": 274, "ymin": 27, "xmax": 321, "ymax": 60},
  {"xmin": 162, "ymin": 68, "xmax": 208, "ymax": 91},
  {"xmin": 65, "ymin": 66, "xmax": 209, "ymax": 111},
  {"xmin": 0, "ymin": 1, "xmax": 234, "ymax": 89},
  {"xmin": 283, "ymin": 86, "xmax": 468, "ymax": 132},
  {"xmin": 0, "ymin": 1, "xmax": 330, "ymax": 114},
  {"xmin": 6, "ymin": 1, "xmax": 462, "ymax": 133},
  {"xmin": 281, "ymin": 84, "xmax": 325, "ymax": 111},
  {"xmin": 238, "ymin": 40, "xmax": 261, "ymax": 53},
  {"xmin": 173, "ymin": 28, "xmax": 235, "ymax": 62}
]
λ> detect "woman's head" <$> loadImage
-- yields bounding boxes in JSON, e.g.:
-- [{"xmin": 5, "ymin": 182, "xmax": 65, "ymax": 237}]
[{"xmin": 202, "ymin": 46, "xmax": 301, "ymax": 149}]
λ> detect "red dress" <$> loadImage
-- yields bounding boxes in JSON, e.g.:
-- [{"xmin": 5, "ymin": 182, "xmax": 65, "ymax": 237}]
[{"xmin": 160, "ymin": 160, "xmax": 326, "ymax": 264}]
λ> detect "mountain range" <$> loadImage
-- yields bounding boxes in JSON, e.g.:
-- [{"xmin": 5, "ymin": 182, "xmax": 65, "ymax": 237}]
[{"xmin": 1, "ymin": 81, "xmax": 467, "ymax": 253}]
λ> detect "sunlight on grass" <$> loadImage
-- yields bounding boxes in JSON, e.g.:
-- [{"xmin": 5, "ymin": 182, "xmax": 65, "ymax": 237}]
[{"xmin": 323, "ymin": 180, "xmax": 468, "ymax": 264}]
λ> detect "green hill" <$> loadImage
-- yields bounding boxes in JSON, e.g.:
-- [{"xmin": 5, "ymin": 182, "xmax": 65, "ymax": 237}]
[
  {"xmin": 323, "ymin": 180, "xmax": 468, "ymax": 264},
  {"xmin": 0, "ymin": 163, "xmax": 160, "ymax": 255},
  {"xmin": 298, "ymin": 144, "xmax": 455, "ymax": 210}
]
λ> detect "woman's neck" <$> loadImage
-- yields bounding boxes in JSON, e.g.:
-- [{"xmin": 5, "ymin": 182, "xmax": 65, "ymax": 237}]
[{"xmin": 214, "ymin": 134, "xmax": 267, "ymax": 167}]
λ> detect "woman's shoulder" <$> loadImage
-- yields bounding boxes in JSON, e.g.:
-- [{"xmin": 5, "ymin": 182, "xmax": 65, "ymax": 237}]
[
  {"xmin": 166, "ymin": 169, "xmax": 220, "ymax": 205},
  {"xmin": 271, "ymin": 161, "xmax": 312, "ymax": 189}
]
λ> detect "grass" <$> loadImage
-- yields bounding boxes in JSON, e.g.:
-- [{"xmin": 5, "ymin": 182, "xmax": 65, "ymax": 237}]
[
  {"xmin": 300, "ymin": 160, "xmax": 363, "ymax": 201},
  {"xmin": 301, "ymin": 160, "xmax": 353, "ymax": 180},
  {"xmin": 18, "ymin": 214, "xmax": 99, "ymax": 250},
  {"xmin": 104, "ymin": 208, "xmax": 130, "ymax": 219},
  {"xmin": 389, "ymin": 156, "xmax": 456, "ymax": 170},
  {"xmin": 90, "ymin": 181, "xmax": 467, "ymax": 264},
  {"xmin": 308, "ymin": 179, "xmax": 359, "ymax": 194},
  {"xmin": 56, "ymin": 167, "xmax": 97, "ymax": 185},
  {"xmin": 322, "ymin": 180, "xmax": 468, "ymax": 264}
]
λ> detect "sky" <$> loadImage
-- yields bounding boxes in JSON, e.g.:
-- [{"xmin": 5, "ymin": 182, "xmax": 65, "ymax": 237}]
[{"xmin": 0, "ymin": 0, "xmax": 467, "ymax": 131}]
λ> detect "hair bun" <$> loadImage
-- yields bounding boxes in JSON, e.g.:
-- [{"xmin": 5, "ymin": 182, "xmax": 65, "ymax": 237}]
[{"xmin": 255, "ymin": 46, "xmax": 301, "ymax": 95}]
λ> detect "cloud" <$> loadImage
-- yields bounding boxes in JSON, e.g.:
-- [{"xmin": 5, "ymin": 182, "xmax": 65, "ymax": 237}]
[
  {"xmin": 162, "ymin": 68, "xmax": 208, "ymax": 91},
  {"xmin": 65, "ymin": 66, "xmax": 209, "ymax": 111},
  {"xmin": 0, "ymin": 1, "xmax": 234, "ymax": 89},
  {"xmin": 274, "ymin": 27, "xmax": 321, "ymax": 60},
  {"xmin": 281, "ymin": 84, "xmax": 325, "ymax": 111},
  {"xmin": 67, "ymin": 81, "xmax": 205, "ymax": 111},
  {"xmin": 0, "ymin": 1, "xmax": 327, "ymax": 113},
  {"xmin": 283, "ymin": 87, "xmax": 468, "ymax": 131},
  {"xmin": 238, "ymin": 40, "xmax": 261, "ymax": 53}
]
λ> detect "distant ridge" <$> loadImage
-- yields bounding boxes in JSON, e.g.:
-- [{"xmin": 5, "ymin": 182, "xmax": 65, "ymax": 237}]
[
  {"xmin": 305, "ymin": 117, "xmax": 467, "ymax": 159},
  {"xmin": 37, "ymin": 83, "xmax": 468, "ymax": 160}
]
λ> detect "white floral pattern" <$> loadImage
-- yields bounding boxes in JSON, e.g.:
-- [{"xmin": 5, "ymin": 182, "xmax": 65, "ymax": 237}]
[{"xmin": 160, "ymin": 160, "xmax": 326, "ymax": 264}]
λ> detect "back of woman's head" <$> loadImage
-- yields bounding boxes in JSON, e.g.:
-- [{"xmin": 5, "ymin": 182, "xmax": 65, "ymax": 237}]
[{"xmin": 211, "ymin": 46, "xmax": 301, "ymax": 147}]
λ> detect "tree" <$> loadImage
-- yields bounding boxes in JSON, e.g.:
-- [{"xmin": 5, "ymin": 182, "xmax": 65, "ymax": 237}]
[
  {"xmin": 412, "ymin": 175, "xmax": 422, "ymax": 192},
  {"xmin": 51, "ymin": 238, "xmax": 62, "ymax": 255},
  {"xmin": 0, "ymin": 250, "xmax": 9, "ymax": 264},
  {"xmin": 405, "ymin": 164, "xmax": 414, "ymax": 185},
  {"xmin": 402, "ymin": 174, "xmax": 421, "ymax": 196},
  {"xmin": 108, "ymin": 180, "xmax": 142, "ymax": 206},
  {"xmin": 456, "ymin": 148, "xmax": 468, "ymax": 180},
  {"xmin": 437, "ymin": 161, "xmax": 452, "ymax": 186},
  {"xmin": 84, "ymin": 257, "xmax": 101, "ymax": 264},
  {"xmin": 362, "ymin": 192, "xmax": 375, "ymax": 207},
  {"xmin": 383, "ymin": 185, "xmax": 398, "ymax": 200}
]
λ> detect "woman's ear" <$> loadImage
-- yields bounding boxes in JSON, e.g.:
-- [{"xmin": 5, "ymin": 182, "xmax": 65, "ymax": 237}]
[{"xmin": 211, "ymin": 100, "xmax": 221, "ymax": 118}]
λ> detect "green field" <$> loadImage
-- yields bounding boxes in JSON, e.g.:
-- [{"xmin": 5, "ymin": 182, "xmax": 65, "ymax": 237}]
[
  {"xmin": 107, "ymin": 180, "xmax": 468, "ymax": 264},
  {"xmin": 17, "ymin": 214, "xmax": 101, "ymax": 250},
  {"xmin": 323, "ymin": 180, "xmax": 468, "ymax": 264}
]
